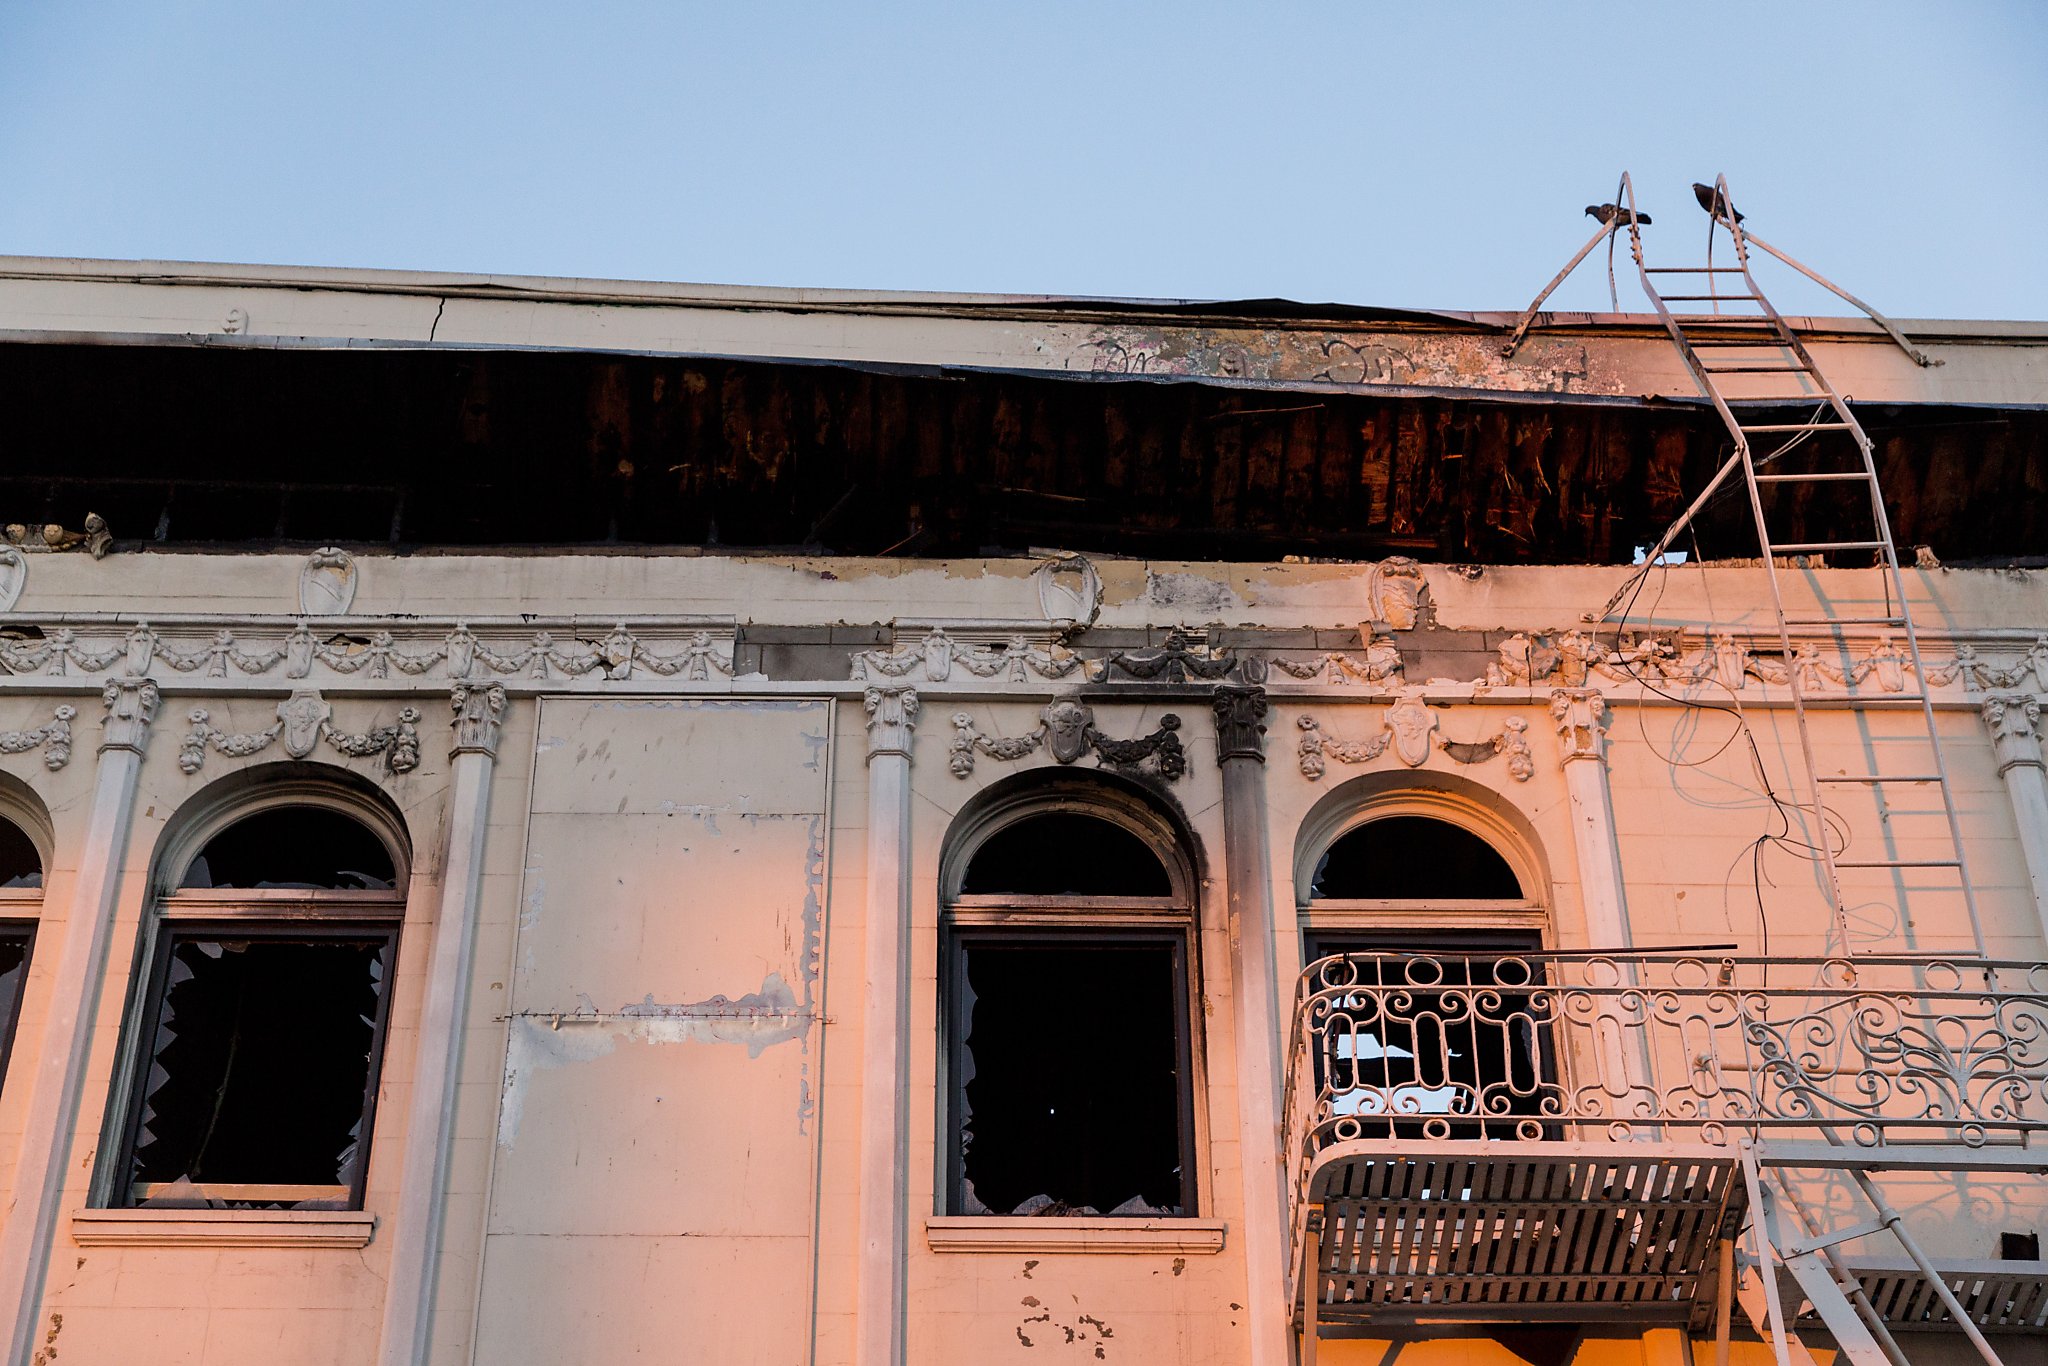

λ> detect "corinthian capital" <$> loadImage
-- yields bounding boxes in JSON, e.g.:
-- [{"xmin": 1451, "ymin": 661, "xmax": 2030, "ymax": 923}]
[
  {"xmin": 864, "ymin": 685, "xmax": 919, "ymax": 763},
  {"xmin": 450, "ymin": 681, "xmax": 508, "ymax": 759},
  {"xmin": 1549, "ymin": 687, "xmax": 1607, "ymax": 765},
  {"xmin": 1982, "ymin": 693, "xmax": 2044, "ymax": 776},
  {"xmin": 98, "ymin": 676, "xmax": 160, "ymax": 755},
  {"xmin": 1212, "ymin": 685, "xmax": 1268, "ymax": 764}
]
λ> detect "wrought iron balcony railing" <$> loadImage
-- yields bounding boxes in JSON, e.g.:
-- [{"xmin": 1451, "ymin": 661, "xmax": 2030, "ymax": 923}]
[{"xmin": 1286, "ymin": 950, "xmax": 2048, "ymax": 1180}]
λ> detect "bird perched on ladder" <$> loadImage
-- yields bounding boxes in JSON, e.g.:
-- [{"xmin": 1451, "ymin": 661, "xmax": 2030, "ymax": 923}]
[
  {"xmin": 1692, "ymin": 182, "xmax": 1745, "ymax": 223},
  {"xmin": 1584, "ymin": 203, "xmax": 1649, "ymax": 227}
]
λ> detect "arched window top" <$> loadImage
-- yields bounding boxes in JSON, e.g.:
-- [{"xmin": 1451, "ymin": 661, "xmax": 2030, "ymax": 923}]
[
  {"xmin": 941, "ymin": 773, "xmax": 1196, "ymax": 907},
  {"xmin": 180, "ymin": 807, "xmax": 398, "ymax": 891},
  {"xmin": 960, "ymin": 811, "xmax": 1172, "ymax": 898},
  {"xmin": 1310, "ymin": 815, "xmax": 1523, "ymax": 901},
  {"xmin": 0, "ymin": 818, "xmax": 40, "ymax": 891}
]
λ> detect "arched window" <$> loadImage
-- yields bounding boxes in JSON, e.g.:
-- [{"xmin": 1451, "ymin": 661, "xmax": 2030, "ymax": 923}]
[
  {"xmin": 0, "ymin": 804, "xmax": 45, "ymax": 1088},
  {"xmin": 1296, "ymin": 788, "xmax": 1550, "ymax": 1140},
  {"xmin": 110, "ymin": 785, "xmax": 408, "ymax": 1211},
  {"xmin": 941, "ymin": 777, "xmax": 1200, "ymax": 1218}
]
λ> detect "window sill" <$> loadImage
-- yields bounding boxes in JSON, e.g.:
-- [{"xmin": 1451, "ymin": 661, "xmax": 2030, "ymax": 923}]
[
  {"xmin": 71, "ymin": 1208, "xmax": 377, "ymax": 1249},
  {"xmin": 925, "ymin": 1216, "xmax": 1226, "ymax": 1255}
]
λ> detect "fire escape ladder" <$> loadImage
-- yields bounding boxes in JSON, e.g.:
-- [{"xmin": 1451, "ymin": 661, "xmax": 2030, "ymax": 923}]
[
  {"xmin": 1614, "ymin": 172, "xmax": 1982, "ymax": 958},
  {"xmin": 1736, "ymin": 1143, "xmax": 2048, "ymax": 1366}
]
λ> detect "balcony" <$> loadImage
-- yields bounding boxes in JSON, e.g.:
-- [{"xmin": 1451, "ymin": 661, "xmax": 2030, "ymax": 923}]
[{"xmin": 1284, "ymin": 951, "xmax": 2048, "ymax": 1349}]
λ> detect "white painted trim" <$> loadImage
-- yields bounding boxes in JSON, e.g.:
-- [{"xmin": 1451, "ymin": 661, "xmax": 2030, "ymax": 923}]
[
  {"xmin": 70, "ymin": 1209, "xmax": 376, "ymax": 1249},
  {"xmin": 924, "ymin": 1217, "xmax": 1226, "ymax": 1255}
]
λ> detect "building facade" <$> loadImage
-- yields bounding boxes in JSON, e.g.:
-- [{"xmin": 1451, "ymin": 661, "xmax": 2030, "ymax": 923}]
[{"xmin": 0, "ymin": 257, "xmax": 2044, "ymax": 1366}]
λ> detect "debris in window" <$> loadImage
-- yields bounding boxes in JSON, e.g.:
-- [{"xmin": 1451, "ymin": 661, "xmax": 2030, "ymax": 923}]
[
  {"xmin": 0, "ymin": 819, "xmax": 39, "ymax": 889},
  {"xmin": 179, "ymin": 808, "xmax": 395, "ymax": 890},
  {"xmin": 1311, "ymin": 816, "xmax": 1521, "ymax": 899},
  {"xmin": 127, "ymin": 934, "xmax": 392, "ymax": 1208},
  {"xmin": 962, "ymin": 813, "xmax": 1170, "ymax": 898},
  {"xmin": 955, "ymin": 940, "xmax": 1186, "ymax": 1216}
]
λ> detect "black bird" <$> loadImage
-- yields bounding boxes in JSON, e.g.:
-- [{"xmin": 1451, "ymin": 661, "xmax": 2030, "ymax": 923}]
[
  {"xmin": 1585, "ymin": 203, "xmax": 1650, "ymax": 227},
  {"xmin": 1693, "ymin": 182, "xmax": 1745, "ymax": 223}
]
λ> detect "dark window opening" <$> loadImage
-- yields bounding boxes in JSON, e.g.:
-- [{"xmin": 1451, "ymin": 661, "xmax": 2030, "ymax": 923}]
[
  {"xmin": 0, "ymin": 925, "xmax": 35, "ymax": 1086},
  {"xmin": 960, "ymin": 813, "xmax": 1171, "ymax": 898},
  {"xmin": 123, "ymin": 930, "xmax": 394, "ymax": 1209},
  {"xmin": 180, "ymin": 808, "xmax": 396, "ymax": 890},
  {"xmin": 1303, "ymin": 934, "xmax": 1553, "ymax": 1140},
  {"xmin": 951, "ymin": 937, "xmax": 1190, "ymax": 1216},
  {"xmin": 1310, "ymin": 817, "xmax": 1522, "ymax": 900},
  {"xmin": 0, "ymin": 820, "xmax": 40, "ymax": 890}
]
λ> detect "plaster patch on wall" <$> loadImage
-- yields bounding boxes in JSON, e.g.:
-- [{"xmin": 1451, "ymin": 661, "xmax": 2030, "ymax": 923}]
[
  {"xmin": 1141, "ymin": 571, "xmax": 1247, "ymax": 616},
  {"xmin": 497, "ymin": 972, "xmax": 812, "ymax": 1147}
]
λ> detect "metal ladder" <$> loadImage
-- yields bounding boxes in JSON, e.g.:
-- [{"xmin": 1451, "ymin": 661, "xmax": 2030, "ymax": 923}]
[
  {"xmin": 1612, "ymin": 172, "xmax": 1982, "ymax": 958},
  {"xmin": 1736, "ymin": 1141, "xmax": 2048, "ymax": 1366}
]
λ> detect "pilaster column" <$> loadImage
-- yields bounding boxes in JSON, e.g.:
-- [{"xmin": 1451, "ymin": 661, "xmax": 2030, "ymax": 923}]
[
  {"xmin": 1549, "ymin": 687, "xmax": 1650, "ymax": 1112},
  {"xmin": 1213, "ymin": 685, "xmax": 1290, "ymax": 1366},
  {"xmin": 856, "ymin": 685, "xmax": 916, "ymax": 1366},
  {"xmin": 378, "ymin": 682, "xmax": 507, "ymax": 1366},
  {"xmin": 1982, "ymin": 694, "xmax": 2048, "ymax": 941},
  {"xmin": 0, "ymin": 678, "xmax": 158, "ymax": 1366},
  {"xmin": 1550, "ymin": 688, "xmax": 1629, "ymax": 946}
]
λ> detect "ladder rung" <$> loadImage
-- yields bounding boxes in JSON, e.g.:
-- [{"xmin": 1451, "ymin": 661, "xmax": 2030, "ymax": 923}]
[
  {"xmin": 1670, "ymin": 315, "xmax": 1773, "ymax": 323},
  {"xmin": 1752, "ymin": 473, "xmax": 1873, "ymax": 484},
  {"xmin": 1646, "ymin": 266, "xmax": 1748, "ymax": 274},
  {"xmin": 1781, "ymin": 615, "xmax": 1906, "ymax": 626},
  {"xmin": 1817, "ymin": 774, "xmax": 1946, "ymax": 784},
  {"xmin": 1701, "ymin": 363, "xmax": 1814, "ymax": 373},
  {"xmin": 1797, "ymin": 696, "xmax": 1931, "ymax": 708},
  {"xmin": 1664, "ymin": 294, "xmax": 1762, "ymax": 301},
  {"xmin": 1692, "ymin": 338, "xmax": 1788, "ymax": 347},
  {"xmin": 1742, "ymin": 423, "xmax": 1855, "ymax": 433},
  {"xmin": 1833, "ymin": 858, "xmax": 1962, "ymax": 870},
  {"xmin": 1768, "ymin": 540, "xmax": 1884, "ymax": 553}
]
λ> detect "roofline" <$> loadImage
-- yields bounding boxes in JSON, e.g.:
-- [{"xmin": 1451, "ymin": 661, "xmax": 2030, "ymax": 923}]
[{"xmin": 1, "ymin": 253, "xmax": 2043, "ymax": 341}]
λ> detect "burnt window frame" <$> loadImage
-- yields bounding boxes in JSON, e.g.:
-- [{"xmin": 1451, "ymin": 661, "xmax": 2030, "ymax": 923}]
[
  {"xmin": 103, "ymin": 787, "xmax": 408, "ymax": 1212},
  {"xmin": 938, "ymin": 782, "xmax": 1205, "ymax": 1219},
  {"xmin": 1297, "ymin": 794, "xmax": 1556, "ymax": 1141},
  {"xmin": 0, "ymin": 810, "xmax": 44, "ymax": 1089}
]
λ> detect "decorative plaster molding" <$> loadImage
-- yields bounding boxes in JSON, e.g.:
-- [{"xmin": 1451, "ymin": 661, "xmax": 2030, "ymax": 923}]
[
  {"xmin": 863, "ymin": 685, "xmax": 919, "ymax": 762},
  {"xmin": 450, "ymin": 682, "xmax": 507, "ymax": 759},
  {"xmin": 1266, "ymin": 631, "xmax": 1404, "ymax": 687},
  {"xmin": 179, "ymin": 690, "xmax": 422, "ymax": 775},
  {"xmin": 1213, "ymin": 686, "xmax": 1268, "ymax": 763},
  {"xmin": 0, "ymin": 621, "xmax": 737, "ymax": 684},
  {"xmin": 1033, "ymin": 552, "xmax": 1102, "ymax": 633},
  {"xmin": 1295, "ymin": 701, "xmax": 1533, "ymax": 782},
  {"xmin": 850, "ymin": 628, "xmax": 1085, "ymax": 683},
  {"xmin": 3, "ymin": 513, "xmax": 110, "ymax": 558},
  {"xmin": 299, "ymin": 547, "xmax": 358, "ymax": 616},
  {"xmin": 948, "ymin": 701, "xmax": 1185, "ymax": 780},
  {"xmin": 1982, "ymin": 693, "xmax": 2044, "ymax": 776},
  {"xmin": 1363, "ymin": 557, "xmax": 1428, "ymax": 630},
  {"xmin": 98, "ymin": 677, "xmax": 160, "ymax": 754},
  {"xmin": 0, "ymin": 705, "xmax": 75, "ymax": 770},
  {"xmin": 1550, "ymin": 687, "xmax": 1608, "ymax": 764},
  {"xmin": 1105, "ymin": 630, "xmax": 1237, "ymax": 683},
  {"xmin": 0, "ymin": 548, "xmax": 22, "ymax": 613}
]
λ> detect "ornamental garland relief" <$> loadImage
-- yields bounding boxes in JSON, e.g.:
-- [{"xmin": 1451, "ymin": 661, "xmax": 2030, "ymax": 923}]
[{"xmin": 1295, "ymin": 701, "xmax": 1533, "ymax": 782}]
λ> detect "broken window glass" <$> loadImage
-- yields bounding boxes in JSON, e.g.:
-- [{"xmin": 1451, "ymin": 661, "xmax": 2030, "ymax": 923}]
[
  {"xmin": 0, "ymin": 818, "xmax": 39, "ymax": 890},
  {"xmin": 123, "ymin": 931, "xmax": 393, "ymax": 1209},
  {"xmin": 1310, "ymin": 816, "xmax": 1522, "ymax": 900},
  {"xmin": 951, "ymin": 936, "xmax": 1189, "ymax": 1216},
  {"xmin": 960, "ymin": 812, "xmax": 1171, "ymax": 898},
  {"xmin": 179, "ymin": 807, "xmax": 396, "ymax": 890},
  {"xmin": 0, "ymin": 926, "xmax": 34, "ymax": 1085}
]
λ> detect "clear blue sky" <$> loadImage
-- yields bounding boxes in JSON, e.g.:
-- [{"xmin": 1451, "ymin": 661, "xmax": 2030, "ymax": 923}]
[{"xmin": 2, "ymin": 1, "xmax": 2043, "ymax": 319}]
